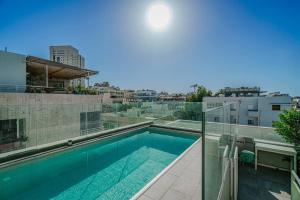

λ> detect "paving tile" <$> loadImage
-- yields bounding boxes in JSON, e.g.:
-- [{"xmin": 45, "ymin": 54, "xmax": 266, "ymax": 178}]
[
  {"xmin": 134, "ymin": 142, "xmax": 202, "ymax": 200},
  {"xmin": 143, "ymin": 185, "xmax": 167, "ymax": 200},
  {"xmin": 191, "ymin": 187, "xmax": 201, "ymax": 200},
  {"xmin": 171, "ymin": 177, "xmax": 199, "ymax": 196},
  {"xmin": 161, "ymin": 189, "xmax": 192, "ymax": 200},
  {"xmin": 238, "ymin": 166, "xmax": 291, "ymax": 200},
  {"xmin": 168, "ymin": 160, "xmax": 189, "ymax": 177},
  {"xmin": 154, "ymin": 173, "xmax": 178, "ymax": 187},
  {"xmin": 144, "ymin": 174, "xmax": 177, "ymax": 200},
  {"xmin": 137, "ymin": 195, "xmax": 154, "ymax": 200}
]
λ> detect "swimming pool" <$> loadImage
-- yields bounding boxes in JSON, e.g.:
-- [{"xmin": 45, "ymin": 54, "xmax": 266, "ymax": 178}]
[{"xmin": 0, "ymin": 128, "xmax": 198, "ymax": 200}]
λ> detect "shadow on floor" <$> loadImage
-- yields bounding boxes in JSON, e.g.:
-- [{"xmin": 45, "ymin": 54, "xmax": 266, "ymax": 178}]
[{"xmin": 238, "ymin": 165, "xmax": 291, "ymax": 200}]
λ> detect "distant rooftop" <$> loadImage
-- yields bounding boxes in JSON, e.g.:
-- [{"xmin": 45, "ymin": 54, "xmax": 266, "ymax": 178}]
[
  {"xmin": 216, "ymin": 86, "xmax": 263, "ymax": 97},
  {"xmin": 49, "ymin": 45, "xmax": 79, "ymax": 52}
]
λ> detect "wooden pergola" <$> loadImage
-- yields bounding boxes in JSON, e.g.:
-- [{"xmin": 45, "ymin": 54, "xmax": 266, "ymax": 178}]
[{"xmin": 26, "ymin": 56, "xmax": 98, "ymax": 88}]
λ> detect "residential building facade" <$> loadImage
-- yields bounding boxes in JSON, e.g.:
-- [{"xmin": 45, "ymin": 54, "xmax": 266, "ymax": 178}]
[
  {"xmin": 158, "ymin": 92, "xmax": 186, "ymax": 102},
  {"xmin": 94, "ymin": 85, "xmax": 136, "ymax": 104},
  {"xmin": 135, "ymin": 89, "xmax": 158, "ymax": 102},
  {"xmin": 204, "ymin": 88, "xmax": 292, "ymax": 127}
]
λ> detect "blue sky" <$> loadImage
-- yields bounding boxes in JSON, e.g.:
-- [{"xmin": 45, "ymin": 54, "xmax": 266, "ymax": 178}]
[{"xmin": 0, "ymin": 0, "xmax": 299, "ymax": 95}]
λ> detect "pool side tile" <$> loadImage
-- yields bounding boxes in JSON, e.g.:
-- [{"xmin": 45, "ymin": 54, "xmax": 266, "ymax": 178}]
[
  {"xmin": 137, "ymin": 195, "xmax": 154, "ymax": 200},
  {"xmin": 143, "ymin": 174, "xmax": 177, "ymax": 200},
  {"xmin": 161, "ymin": 189, "xmax": 192, "ymax": 200}
]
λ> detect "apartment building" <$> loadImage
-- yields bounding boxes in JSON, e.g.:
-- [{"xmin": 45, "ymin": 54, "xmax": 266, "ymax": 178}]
[
  {"xmin": 159, "ymin": 92, "xmax": 186, "ymax": 102},
  {"xmin": 94, "ymin": 85, "xmax": 136, "ymax": 104},
  {"xmin": 49, "ymin": 45, "xmax": 86, "ymax": 87},
  {"xmin": 135, "ymin": 89, "xmax": 158, "ymax": 102},
  {"xmin": 204, "ymin": 87, "xmax": 292, "ymax": 127}
]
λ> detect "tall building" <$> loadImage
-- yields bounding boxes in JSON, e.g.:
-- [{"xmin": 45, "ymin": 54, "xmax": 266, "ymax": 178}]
[{"xmin": 49, "ymin": 45, "xmax": 86, "ymax": 87}]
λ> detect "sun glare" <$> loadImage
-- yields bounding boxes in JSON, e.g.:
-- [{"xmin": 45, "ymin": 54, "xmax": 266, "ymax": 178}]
[{"xmin": 146, "ymin": 3, "xmax": 172, "ymax": 32}]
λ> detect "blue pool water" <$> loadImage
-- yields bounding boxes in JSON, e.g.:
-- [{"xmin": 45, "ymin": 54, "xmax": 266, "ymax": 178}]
[{"xmin": 0, "ymin": 128, "xmax": 198, "ymax": 200}]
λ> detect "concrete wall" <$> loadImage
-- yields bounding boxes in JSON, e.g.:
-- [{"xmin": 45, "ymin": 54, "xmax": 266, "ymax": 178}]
[
  {"xmin": 0, "ymin": 51, "xmax": 26, "ymax": 92},
  {"xmin": 0, "ymin": 93, "xmax": 103, "ymax": 149}
]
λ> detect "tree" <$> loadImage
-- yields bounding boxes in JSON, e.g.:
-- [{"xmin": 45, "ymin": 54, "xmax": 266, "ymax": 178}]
[
  {"xmin": 186, "ymin": 85, "xmax": 213, "ymax": 102},
  {"xmin": 174, "ymin": 102, "xmax": 203, "ymax": 121},
  {"xmin": 274, "ymin": 109, "xmax": 300, "ymax": 146}
]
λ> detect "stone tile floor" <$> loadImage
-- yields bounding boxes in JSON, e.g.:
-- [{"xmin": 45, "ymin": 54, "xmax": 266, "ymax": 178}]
[
  {"xmin": 135, "ymin": 140, "xmax": 201, "ymax": 200},
  {"xmin": 238, "ymin": 165, "xmax": 291, "ymax": 200},
  {"xmin": 134, "ymin": 137, "xmax": 291, "ymax": 200}
]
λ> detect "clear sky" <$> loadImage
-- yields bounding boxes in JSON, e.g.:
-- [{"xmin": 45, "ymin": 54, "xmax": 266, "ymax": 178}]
[{"xmin": 0, "ymin": 0, "xmax": 299, "ymax": 96}]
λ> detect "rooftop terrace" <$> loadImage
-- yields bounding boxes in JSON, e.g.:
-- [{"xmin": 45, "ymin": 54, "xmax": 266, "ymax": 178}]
[{"xmin": 0, "ymin": 96, "xmax": 299, "ymax": 200}]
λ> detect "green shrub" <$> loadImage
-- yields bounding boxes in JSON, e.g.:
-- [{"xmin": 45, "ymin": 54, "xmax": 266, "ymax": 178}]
[{"xmin": 274, "ymin": 109, "xmax": 300, "ymax": 145}]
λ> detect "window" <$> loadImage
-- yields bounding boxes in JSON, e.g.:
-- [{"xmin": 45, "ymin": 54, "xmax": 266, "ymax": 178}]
[
  {"xmin": 230, "ymin": 115, "xmax": 236, "ymax": 123},
  {"xmin": 0, "ymin": 119, "xmax": 26, "ymax": 145},
  {"xmin": 214, "ymin": 117, "xmax": 220, "ymax": 122},
  {"xmin": 272, "ymin": 105, "xmax": 281, "ymax": 111},
  {"xmin": 230, "ymin": 104, "xmax": 237, "ymax": 111},
  {"xmin": 248, "ymin": 119, "xmax": 254, "ymax": 125},
  {"xmin": 248, "ymin": 105, "xmax": 257, "ymax": 111},
  {"xmin": 80, "ymin": 111, "xmax": 101, "ymax": 135}
]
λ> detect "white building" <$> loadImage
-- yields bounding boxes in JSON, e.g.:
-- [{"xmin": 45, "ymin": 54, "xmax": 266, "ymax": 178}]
[
  {"xmin": 135, "ymin": 90, "xmax": 158, "ymax": 102},
  {"xmin": 204, "ymin": 94, "xmax": 292, "ymax": 127},
  {"xmin": 49, "ymin": 45, "xmax": 86, "ymax": 87},
  {"xmin": 293, "ymin": 96, "xmax": 300, "ymax": 110}
]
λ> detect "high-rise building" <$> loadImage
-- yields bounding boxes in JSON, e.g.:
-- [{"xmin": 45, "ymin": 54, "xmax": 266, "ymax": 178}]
[{"xmin": 49, "ymin": 45, "xmax": 86, "ymax": 87}]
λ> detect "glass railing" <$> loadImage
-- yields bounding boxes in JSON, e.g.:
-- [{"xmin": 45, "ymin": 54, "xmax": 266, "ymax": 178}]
[
  {"xmin": 151, "ymin": 102, "xmax": 203, "ymax": 131},
  {"xmin": 0, "ymin": 99, "xmax": 291, "ymax": 199},
  {"xmin": 0, "ymin": 84, "xmax": 27, "ymax": 93},
  {"xmin": 0, "ymin": 102, "xmax": 151, "ymax": 155},
  {"xmin": 204, "ymin": 103, "xmax": 237, "ymax": 200},
  {"xmin": 0, "ymin": 101, "xmax": 205, "ymax": 156},
  {"xmin": 0, "ymin": 97, "xmax": 284, "ymax": 155},
  {"xmin": 291, "ymin": 170, "xmax": 300, "ymax": 200}
]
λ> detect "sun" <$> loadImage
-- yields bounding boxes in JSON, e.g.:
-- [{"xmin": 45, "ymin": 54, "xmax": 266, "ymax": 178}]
[{"xmin": 146, "ymin": 3, "xmax": 172, "ymax": 32}]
